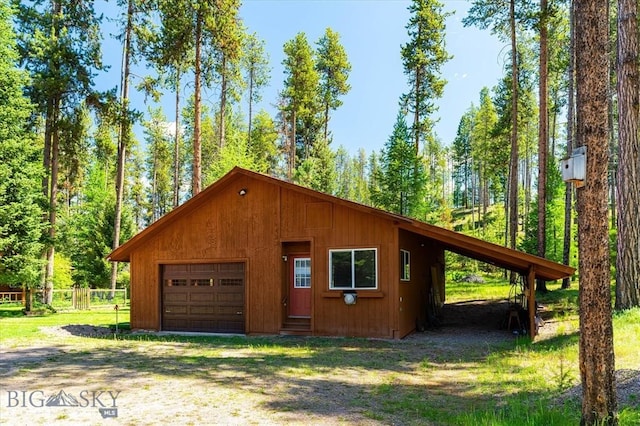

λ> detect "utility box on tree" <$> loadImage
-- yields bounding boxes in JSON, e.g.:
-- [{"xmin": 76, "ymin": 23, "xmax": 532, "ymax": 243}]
[{"xmin": 561, "ymin": 146, "xmax": 587, "ymax": 188}]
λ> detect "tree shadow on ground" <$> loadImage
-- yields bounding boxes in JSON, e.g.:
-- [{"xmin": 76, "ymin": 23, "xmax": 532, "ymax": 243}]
[{"xmin": 0, "ymin": 300, "xmax": 596, "ymax": 424}]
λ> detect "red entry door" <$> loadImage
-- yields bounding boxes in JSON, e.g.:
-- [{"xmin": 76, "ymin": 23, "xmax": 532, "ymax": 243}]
[{"xmin": 289, "ymin": 256, "xmax": 311, "ymax": 317}]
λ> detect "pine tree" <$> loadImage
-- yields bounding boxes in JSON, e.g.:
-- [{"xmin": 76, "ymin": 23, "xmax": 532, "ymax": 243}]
[
  {"xmin": 452, "ymin": 108, "xmax": 475, "ymax": 209},
  {"xmin": 247, "ymin": 110, "xmax": 278, "ymax": 174},
  {"xmin": 470, "ymin": 88, "xmax": 499, "ymax": 225},
  {"xmin": 464, "ymin": 0, "xmax": 533, "ymax": 272},
  {"xmin": 144, "ymin": 109, "xmax": 174, "ymax": 222},
  {"xmin": 575, "ymin": 0, "xmax": 617, "ymax": 422},
  {"xmin": 294, "ymin": 139, "xmax": 336, "ymax": 194},
  {"xmin": 212, "ymin": 0, "xmax": 243, "ymax": 150},
  {"xmin": 243, "ymin": 33, "xmax": 270, "ymax": 150},
  {"xmin": 282, "ymin": 32, "xmax": 320, "ymax": 177},
  {"xmin": 372, "ymin": 112, "xmax": 427, "ymax": 218},
  {"xmin": 15, "ymin": 0, "xmax": 105, "ymax": 303},
  {"xmin": 315, "ymin": 28, "xmax": 351, "ymax": 142},
  {"xmin": 0, "ymin": 1, "xmax": 45, "ymax": 309},
  {"xmin": 401, "ymin": 0, "xmax": 451, "ymax": 154},
  {"xmin": 615, "ymin": 0, "xmax": 640, "ymax": 309},
  {"xmin": 562, "ymin": 0, "xmax": 576, "ymax": 289}
]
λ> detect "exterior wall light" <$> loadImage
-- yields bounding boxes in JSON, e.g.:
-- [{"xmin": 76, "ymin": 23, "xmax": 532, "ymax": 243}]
[{"xmin": 343, "ymin": 292, "xmax": 357, "ymax": 305}]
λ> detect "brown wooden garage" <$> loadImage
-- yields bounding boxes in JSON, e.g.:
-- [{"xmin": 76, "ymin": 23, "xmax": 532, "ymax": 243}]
[
  {"xmin": 162, "ymin": 263, "xmax": 245, "ymax": 333},
  {"xmin": 109, "ymin": 167, "xmax": 574, "ymax": 339}
]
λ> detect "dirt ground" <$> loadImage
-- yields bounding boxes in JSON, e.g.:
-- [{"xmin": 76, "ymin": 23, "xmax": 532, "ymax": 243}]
[{"xmin": 0, "ymin": 301, "xmax": 637, "ymax": 425}]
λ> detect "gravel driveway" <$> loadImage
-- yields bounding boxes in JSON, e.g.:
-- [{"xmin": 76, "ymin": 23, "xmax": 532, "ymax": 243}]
[{"xmin": 1, "ymin": 302, "xmax": 637, "ymax": 425}]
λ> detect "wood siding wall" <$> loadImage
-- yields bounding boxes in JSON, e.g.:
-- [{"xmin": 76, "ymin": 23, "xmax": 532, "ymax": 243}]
[
  {"xmin": 397, "ymin": 229, "xmax": 445, "ymax": 338},
  {"xmin": 128, "ymin": 175, "xmax": 438, "ymax": 338}
]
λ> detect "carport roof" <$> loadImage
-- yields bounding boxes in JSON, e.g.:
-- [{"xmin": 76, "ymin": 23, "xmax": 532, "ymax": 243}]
[
  {"xmin": 397, "ymin": 220, "xmax": 574, "ymax": 281},
  {"xmin": 109, "ymin": 167, "xmax": 575, "ymax": 281}
]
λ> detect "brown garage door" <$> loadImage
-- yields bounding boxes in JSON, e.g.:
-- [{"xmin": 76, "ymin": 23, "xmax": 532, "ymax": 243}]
[{"xmin": 162, "ymin": 263, "xmax": 245, "ymax": 333}]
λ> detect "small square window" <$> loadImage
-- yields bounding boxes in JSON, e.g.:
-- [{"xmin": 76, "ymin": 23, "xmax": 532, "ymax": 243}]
[{"xmin": 400, "ymin": 249, "xmax": 410, "ymax": 281}]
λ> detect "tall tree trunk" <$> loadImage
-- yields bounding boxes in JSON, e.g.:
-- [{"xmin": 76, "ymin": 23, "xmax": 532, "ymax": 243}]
[
  {"xmin": 508, "ymin": 0, "xmax": 519, "ymax": 286},
  {"xmin": 524, "ymin": 142, "xmax": 531, "ymax": 235},
  {"xmin": 323, "ymin": 101, "xmax": 329, "ymax": 142},
  {"xmin": 192, "ymin": 13, "xmax": 203, "ymax": 196},
  {"xmin": 247, "ymin": 67, "xmax": 254, "ymax": 148},
  {"xmin": 575, "ymin": 0, "xmax": 618, "ymax": 423},
  {"xmin": 550, "ymin": 103, "xmax": 557, "ymax": 157},
  {"xmin": 152, "ymin": 148, "xmax": 158, "ymax": 221},
  {"xmin": 45, "ymin": 112, "xmax": 59, "ymax": 305},
  {"xmin": 42, "ymin": 0, "xmax": 63, "ymax": 306},
  {"xmin": 414, "ymin": 65, "xmax": 421, "ymax": 155},
  {"xmin": 290, "ymin": 110, "xmax": 296, "ymax": 178},
  {"xmin": 562, "ymin": 0, "xmax": 576, "ymax": 289},
  {"xmin": 536, "ymin": 0, "xmax": 549, "ymax": 293},
  {"xmin": 40, "ymin": 99, "xmax": 54, "ymax": 304},
  {"xmin": 173, "ymin": 67, "xmax": 181, "ymax": 208},
  {"xmin": 608, "ymin": 0, "xmax": 618, "ymax": 231},
  {"xmin": 471, "ymin": 169, "xmax": 476, "ymax": 233},
  {"xmin": 111, "ymin": 0, "xmax": 133, "ymax": 298},
  {"xmin": 615, "ymin": 0, "xmax": 640, "ymax": 309},
  {"xmin": 219, "ymin": 53, "xmax": 227, "ymax": 149},
  {"xmin": 42, "ymin": 100, "xmax": 53, "ymax": 201}
]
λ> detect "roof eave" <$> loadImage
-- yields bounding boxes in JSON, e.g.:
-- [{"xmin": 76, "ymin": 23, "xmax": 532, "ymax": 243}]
[{"xmin": 398, "ymin": 222, "xmax": 575, "ymax": 281}]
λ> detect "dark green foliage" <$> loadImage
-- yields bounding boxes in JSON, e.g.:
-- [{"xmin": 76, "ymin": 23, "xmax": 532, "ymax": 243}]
[
  {"xmin": 294, "ymin": 139, "xmax": 336, "ymax": 194},
  {"xmin": 15, "ymin": 0, "xmax": 104, "ymax": 110},
  {"xmin": 64, "ymin": 164, "xmax": 134, "ymax": 288},
  {"xmin": 371, "ymin": 112, "xmax": 427, "ymax": 218},
  {"xmin": 248, "ymin": 110, "xmax": 278, "ymax": 174},
  {"xmin": 0, "ymin": 1, "xmax": 45, "ymax": 288},
  {"xmin": 282, "ymin": 32, "xmax": 321, "ymax": 162},
  {"xmin": 401, "ymin": 0, "xmax": 451, "ymax": 152},
  {"xmin": 315, "ymin": 27, "xmax": 351, "ymax": 141},
  {"xmin": 451, "ymin": 109, "xmax": 474, "ymax": 209},
  {"xmin": 520, "ymin": 157, "xmax": 569, "ymax": 264}
]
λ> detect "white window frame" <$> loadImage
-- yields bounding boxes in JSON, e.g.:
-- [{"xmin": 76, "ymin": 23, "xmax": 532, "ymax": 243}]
[
  {"xmin": 329, "ymin": 248, "xmax": 378, "ymax": 290},
  {"xmin": 400, "ymin": 249, "xmax": 410, "ymax": 281},
  {"xmin": 293, "ymin": 257, "xmax": 311, "ymax": 288}
]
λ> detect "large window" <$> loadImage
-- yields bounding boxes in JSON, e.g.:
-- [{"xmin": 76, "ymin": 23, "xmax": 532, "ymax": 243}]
[
  {"xmin": 400, "ymin": 249, "xmax": 410, "ymax": 281},
  {"xmin": 329, "ymin": 248, "xmax": 377, "ymax": 289}
]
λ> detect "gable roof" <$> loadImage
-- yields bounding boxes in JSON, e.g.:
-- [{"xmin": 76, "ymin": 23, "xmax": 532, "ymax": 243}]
[{"xmin": 108, "ymin": 167, "xmax": 574, "ymax": 281}]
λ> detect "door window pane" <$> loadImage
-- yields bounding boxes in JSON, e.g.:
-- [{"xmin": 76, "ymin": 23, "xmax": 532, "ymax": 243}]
[{"xmin": 294, "ymin": 258, "xmax": 311, "ymax": 288}]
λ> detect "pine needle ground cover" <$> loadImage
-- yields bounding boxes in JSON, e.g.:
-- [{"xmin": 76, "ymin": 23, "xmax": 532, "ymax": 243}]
[{"xmin": 0, "ymin": 283, "xmax": 638, "ymax": 425}]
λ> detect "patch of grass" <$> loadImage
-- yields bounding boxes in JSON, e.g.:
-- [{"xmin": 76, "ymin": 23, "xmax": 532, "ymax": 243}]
[
  {"xmin": 612, "ymin": 307, "xmax": 640, "ymax": 370},
  {"xmin": 446, "ymin": 273, "xmax": 516, "ymax": 303},
  {"xmin": 455, "ymin": 399, "xmax": 579, "ymax": 425},
  {"xmin": 1, "ymin": 281, "xmax": 638, "ymax": 424},
  {"xmin": 0, "ymin": 305, "xmax": 130, "ymax": 342},
  {"xmin": 0, "ymin": 303, "xmax": 28, "ymax": 317},
  {"xmin": 620, "ymin": 408, "xmax": 640, "ymax": 425}
]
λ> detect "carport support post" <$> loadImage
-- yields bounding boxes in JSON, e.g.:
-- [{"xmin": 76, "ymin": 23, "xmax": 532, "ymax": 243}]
[{"xmin": 528, "ymin": 266, "xmax": 536, "ymax": 339}]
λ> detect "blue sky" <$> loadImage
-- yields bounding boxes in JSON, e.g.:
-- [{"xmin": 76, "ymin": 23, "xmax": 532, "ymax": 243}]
[
  {"xmin": 239, "ymin": 0, "xmax": 508, "ymax": 154},
  {"xmin": 99, "ymin": 0, "xmax": 508, "ymax": 156}
]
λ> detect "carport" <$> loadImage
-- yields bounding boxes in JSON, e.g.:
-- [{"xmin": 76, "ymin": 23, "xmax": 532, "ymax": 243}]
[{"xmin": 397, "ymin": 220, "xmax": 575, "ymax": 338}]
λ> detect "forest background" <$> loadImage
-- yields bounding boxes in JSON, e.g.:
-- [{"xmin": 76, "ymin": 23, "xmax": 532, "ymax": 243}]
[
  {"xmin": 1, "ymin": 0, "xmax": 638, "ymax": 423},
  {"xmin": 1, "ymin": 0, "xmax": 638, "ymax": 319}
]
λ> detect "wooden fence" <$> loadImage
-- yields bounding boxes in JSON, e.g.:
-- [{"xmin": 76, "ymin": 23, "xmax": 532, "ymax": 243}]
[
  {"xmin": 72, "ymin": 287, "xmax": 91, "ymax": 310},
  {"xmin": 0, "ymin": 290, "xmax": 25, "ymax": 304},
  {"xmin": 0, "ymin": 288, "xmax": 128, "ymax": 310}
]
